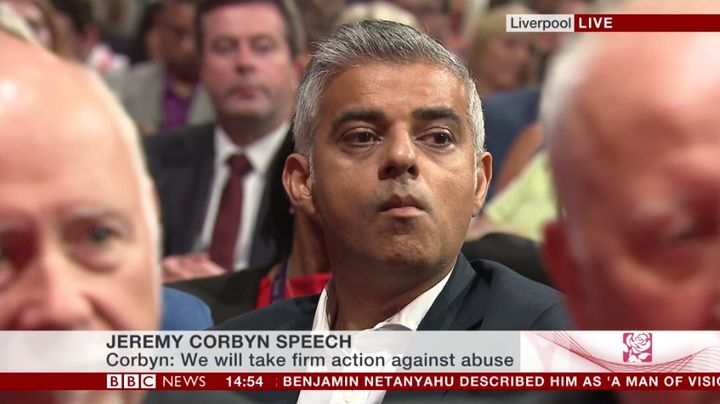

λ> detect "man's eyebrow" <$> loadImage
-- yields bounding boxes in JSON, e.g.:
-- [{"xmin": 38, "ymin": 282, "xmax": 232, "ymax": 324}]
[
  {"xmin": 412, "ymin": 107, "xmax": 462, "ymax": 125},
  {"xmin": 331, "ymin": 109, "xmax": 386, "ymax": 131},
  {"xmin": 58, "ymin": 206, "xmax": 134, "ymax": 230}
]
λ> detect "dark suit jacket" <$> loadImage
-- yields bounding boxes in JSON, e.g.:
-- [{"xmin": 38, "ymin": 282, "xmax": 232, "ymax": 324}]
[
  {"xmin": 143, "ymin": 124, "xmax": 294, "ymax": 268},
  {"xmin": 169, "ymin": 264, "xmax": 272, "ymax": 324},
  {"xmin": 215, "ymin": 255, "xmax": 571, "ymax": 403}
]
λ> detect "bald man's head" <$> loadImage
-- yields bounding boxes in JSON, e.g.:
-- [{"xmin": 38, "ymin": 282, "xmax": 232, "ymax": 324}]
[
  {"xmin": 545, "ymin": 31, "xmax": 720, "ymax": 218},
  {"xmin": 0, "ymin": 33, "xmax": 161, "ymax": 404},
  {"xmin": 543, "ymin": 0, "xmax": 720, "ymax": 190},
  {"xmin": 0, "ymin": 33, "xmax": 160, "ymax": 332},
  {"xmin": 541, "ymin": 4, "xmax": 720, "ymax": 403}
]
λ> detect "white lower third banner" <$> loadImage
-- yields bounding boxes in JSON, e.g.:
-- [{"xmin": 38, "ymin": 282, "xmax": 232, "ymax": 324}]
[{"xmin": 0, "ymin": 331, "xmax": 718, "ymax": 390}]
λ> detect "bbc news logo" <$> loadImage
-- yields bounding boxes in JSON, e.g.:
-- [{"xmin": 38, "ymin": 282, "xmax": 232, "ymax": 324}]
[{"xmin": 107, "ymin": 374, "xmax": 157, "ymax": 389}]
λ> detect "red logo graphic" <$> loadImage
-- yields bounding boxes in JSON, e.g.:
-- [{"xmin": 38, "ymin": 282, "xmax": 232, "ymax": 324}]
[{"xmin": 623, "ymin": 332, "xmax": 652, "ymax": 363}]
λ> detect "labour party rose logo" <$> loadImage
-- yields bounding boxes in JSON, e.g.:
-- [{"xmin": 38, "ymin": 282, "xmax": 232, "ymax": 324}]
[{"xmin": 623, "ymin": 332, "xmax": 652, "ymax": 363}]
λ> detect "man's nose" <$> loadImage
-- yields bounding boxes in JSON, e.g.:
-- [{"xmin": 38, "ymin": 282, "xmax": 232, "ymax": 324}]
[
  {"xmin": 233, "ymin": 44, "xmax": 257, "ymax": 73},
  {"xmin": 13, "ymin": 245, "xmax": 93, "ymax": 330},
  {"xmin": 379, "ymin": 131, "xmax": 419, "ymax": 180}
]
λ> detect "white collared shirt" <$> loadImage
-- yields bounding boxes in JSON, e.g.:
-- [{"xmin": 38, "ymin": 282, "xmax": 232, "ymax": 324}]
[
  {"xmin": 296, "ymin": 270, "xmax": 453, "ymax": 404},
  {"xmin": 196, "ymin": 122, "xmax": 289, "ymax": 270}
]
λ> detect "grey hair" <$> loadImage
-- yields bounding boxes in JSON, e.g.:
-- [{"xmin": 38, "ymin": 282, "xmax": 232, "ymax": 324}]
[{"xmin": 293, "ymin": 20, "xmax": 485, "ymax": 158}]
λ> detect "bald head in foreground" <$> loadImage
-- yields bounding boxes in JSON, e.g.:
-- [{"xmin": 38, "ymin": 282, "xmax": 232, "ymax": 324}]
[
  {"xmin": 0, "ymin": 32, "xmax": 159, "ymax": 403},
  {"xmin": 0, "ymin": 32, "xmax": 248, "ymax": 404},
  {"xmin": 542, "ymin": 1, "xmax": 720, "ymax": 404}
]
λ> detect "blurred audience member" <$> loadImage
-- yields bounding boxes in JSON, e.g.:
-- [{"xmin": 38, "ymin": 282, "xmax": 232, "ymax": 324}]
[
  {"xmin": 1, "ymin": 0, "xmax": 62, "ymax": 52},
  {"xmin": 542, "ymin": 1, "xmax": 720, "ymax": 404},
  {"xmin": 295, "ymin": 0, "xmax": 344, "ymax": 52},
  {"xmin": 51, "ymin": 0, "xmax": 129, "ymax": 75},
  {"xmin": 91, "ymin": 0, "xmax": 143, "ymax": 42},
  {"xmin": 144, "ymin": 0, "xmax": 304, "ymax": 281},
  {"xmin": 0, "ymin": 27, "xmax": 233, "ymax": 404},
  {"xmin": 0, "ymin": 34, "xmax": 160, "ymax": 333},
  {"xmin": 390, "ymin": 0, "xmax": 452, "ymax": 45},
  {"xmin": 443, "ymin": 0, "xmax": 471, "ymax": 55},
  {"xmin": 127, "ymin": 0, "xmax": 164, "ymax": 64},
  {"xmin": 336, "ymin": 1, "xmax": 419, "ymax": 29},
  {"xmin": 465, "ymin": 4, "xmax": 535, "ymax": 98},
  {"xmin": 0, "ymin": 31, "xmax": 159, "ymax": 404},
  {"xmin": 108, "ymin": 0, "xmax": 213, "ymax": 135},
  {"xmin": 480, "ymin": 0, "xmax": 590, "ymax": 195},
  {"xmin": 529, "ymin": 0, "xmax": 589, "ymax": 80}
]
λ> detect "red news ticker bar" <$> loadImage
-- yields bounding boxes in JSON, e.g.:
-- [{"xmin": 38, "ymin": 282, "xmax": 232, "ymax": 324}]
[
  {"xmin": 574, "ymin": 14, "xmax": 720, "ymax": 32},
  {"xmin": 2, "ymin": 373, "xmax": 720, "ymax": 391}
]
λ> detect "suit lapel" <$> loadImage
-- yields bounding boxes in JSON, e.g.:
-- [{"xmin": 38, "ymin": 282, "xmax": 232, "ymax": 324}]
[
  {"xmin": 385, "ymin": 255, "xmax": 489, "ymax": 402},
  {"xmin": 188, "ymin": 88, "xmax": 215, "ymax": 126},
  {"xmin": 161, "ymin": 126, "xmax": 215, "ymax": 254},
  {"xmin": 284, "ymin": 295, "xmax": 317, "ymax": 330},
  {"xmin": 416, "ymin": 254, "xmax": 488, "ymax": 331}
]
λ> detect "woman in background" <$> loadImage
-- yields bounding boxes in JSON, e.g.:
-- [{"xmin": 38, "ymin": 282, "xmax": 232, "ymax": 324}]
[
  {"xmin": 465, "ymin": 4, "xmax": 537, "ymax": 97},
  {"xmin": 1, "ymin": 0, "xmax": 65, "ymax": 54}
]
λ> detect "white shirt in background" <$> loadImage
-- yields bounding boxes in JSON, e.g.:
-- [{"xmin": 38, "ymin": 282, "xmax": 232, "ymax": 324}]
[{"xmin": 197, "ymin": 122, "xmax": 289, "ymax": 270}]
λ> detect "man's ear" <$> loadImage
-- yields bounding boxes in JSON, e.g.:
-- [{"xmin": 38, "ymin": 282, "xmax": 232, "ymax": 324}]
[
  {"xmin": 283, "ymin": 153, "xmax": 316, "ymax": 217},
  {"xmin": 473, "ymin": 151, "xmax": 493, "ymax": 214},
  {"xmin": 542, "ymin": 221, "xmax": 588, "ymax": 327}
]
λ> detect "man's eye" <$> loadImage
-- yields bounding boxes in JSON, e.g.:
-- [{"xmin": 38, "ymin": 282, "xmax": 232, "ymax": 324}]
[
  {"xmin": 421, "ymin": 131, "xmax": 453, "ymax": 147},
  {"xmin": 89, "ymin": 226, "xmax": 115, "ymax": 245},
  {"xmin": 344, "ymin": 131, "xmax": 380, "ymax": 146},
  {"xmin": 252, "ymin": 38, "xmax": 278, "ymax": 54},
  {"xmin": 64, "ymin": 221, "xmax": 126, "ymax": 270},
  {"xmin": 433, "ymin": 133, "xmax": 451, "ymax": 144},
  {"xmin": 65, "ymin": 223, "xmax": 121, "ymax": 251},
  {"xmin": 655, "ymin": 217, "xmax": 711, "ymax": 244},
  {"xmin": 211, "ymin": 40, "xmax": 236, "ymax": 55}
]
